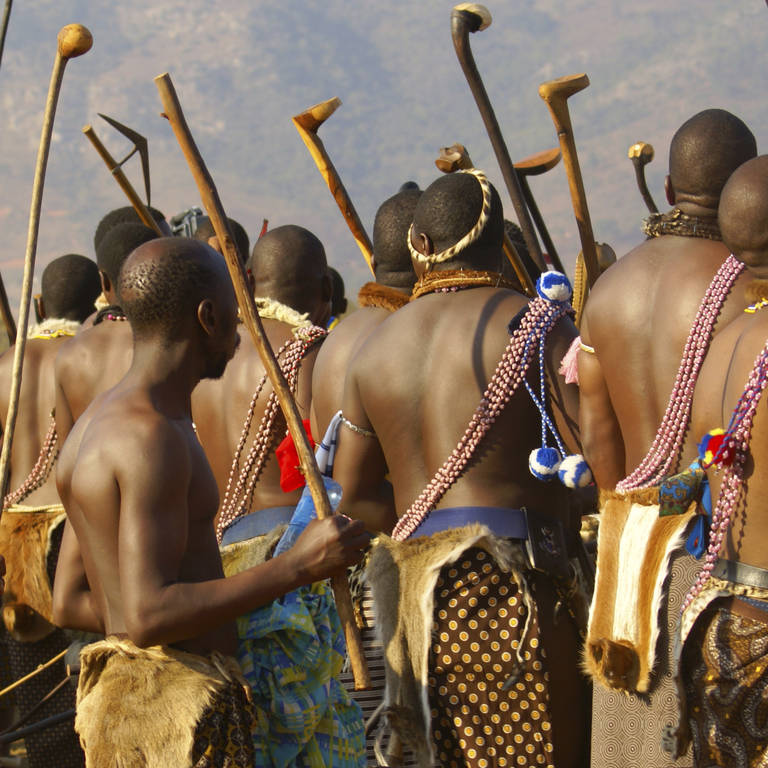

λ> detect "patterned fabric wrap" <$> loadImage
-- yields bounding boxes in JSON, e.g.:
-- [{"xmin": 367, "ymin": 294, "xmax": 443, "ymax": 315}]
[
  {"xmin": 658, "ymin": 468, "xmax": 705, "ymax": 517},
  {"xmin": 428, "ymin": 547, "xmax": 555, "ymax": 768},
  {"xmin": 236, "ymin": 580, "xmax": 366, "ymax": 767},
  {"xmin": 682, "ymin": 604, "xmax": 768, "ymax": 768}
]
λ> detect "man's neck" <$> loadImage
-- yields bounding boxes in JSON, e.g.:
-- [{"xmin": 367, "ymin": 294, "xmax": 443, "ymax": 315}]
[{"xmin": 675, "ymin": 200, "xmax": 718, "ymax": 218}]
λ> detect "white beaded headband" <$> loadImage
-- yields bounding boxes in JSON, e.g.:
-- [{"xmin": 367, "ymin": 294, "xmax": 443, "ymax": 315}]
[{"xmin": 407, "ymin": 168, "xmax": 492, "ymax": 266}]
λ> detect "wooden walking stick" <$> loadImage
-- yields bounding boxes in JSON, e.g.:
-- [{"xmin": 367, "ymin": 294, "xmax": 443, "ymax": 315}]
[
  {"xmin": 435, "ymin": 143, "xmax": 536, "ymax": 296},
  {"xmin": 292, "ymin": 98, "xmax": 374, "ymax": 276},
  {"xmin": 538, "ymin": 74, "xmax": 600, "ymax": 289},
  {"xmin": 83, "ymin": 119, "xmax": 163, "ymax": 235},
  {"xmin": 451, "ymin": 4, "xmax": 547, "ymax": 275},
  {"xmin": 154, "ymin": 72, "xmax": 371, "ymax": 690},
  {"xmin": 0, "ymin": 24, "xmax": 92, "ymax": 503},
  {"xmin": 628, "ymin": 141, "xmax": 658, "ymax": 214}
]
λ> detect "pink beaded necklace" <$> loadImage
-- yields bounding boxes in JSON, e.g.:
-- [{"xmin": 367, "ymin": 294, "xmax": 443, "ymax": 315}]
[
  {"xmin": 3, "ymin": 414, "xmax": 58, "ymax": 509},
  {"xmin": 681, "ymin": 339, "xmax": 768, "ymax": 611},
  {"xmin": 616, "ymin": 255, "xmax": 744, "ymax": 492},
  {"xmin": 391, "ymin": 296, "xmax": 572, "ymax": 541},
  {"xmin": 215, "ymin": 326, "xmax": 326, "ymax": 542}
]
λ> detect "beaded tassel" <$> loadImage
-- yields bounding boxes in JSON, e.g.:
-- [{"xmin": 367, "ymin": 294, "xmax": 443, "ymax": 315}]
[
  {"xmin": 392, "ymin": 296, "xmax": 572, "ymax": 542},
  {"xmin": 682, "ymin": 340, "xmax": 768, "ymax": 612},
  {"xmin": 617, "ymin": 255, "xmax": 744, "ymax": 492},
  {"xmin": 3, "ymin": 414, "xmax": 59, "ymax": 509},
  {"xmin": 216, "ymin": 327, "xmax": 326, "ymax": 542}
]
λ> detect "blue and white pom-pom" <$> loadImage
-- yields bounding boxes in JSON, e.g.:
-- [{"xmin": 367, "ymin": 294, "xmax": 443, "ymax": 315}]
[
  {"xmin": 529, "ymin": 446, "xmax": 561, "ymax": 480},
  {"xmin": 557, "ymin": 454, "xmax": 593, "ymax": 488},
  {"xmin": 536, "ymin": 271, "xmax": 572, "ymax": 304}
]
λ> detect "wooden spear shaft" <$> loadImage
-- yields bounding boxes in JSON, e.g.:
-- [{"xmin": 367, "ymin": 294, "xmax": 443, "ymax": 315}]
[
  {"xmin": 154, "ymin": 72, "xmax": 370, "ymax": 690},
  {"xmin": 0, "ymin": 25, "xmax": 92, "ymax": 503}
]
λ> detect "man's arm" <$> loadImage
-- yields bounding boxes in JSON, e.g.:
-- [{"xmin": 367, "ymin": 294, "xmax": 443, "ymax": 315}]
[
  {"xmin": 333, "ymin": 365, "xmax": 397, "ymax": 534},
  {"xmin": 52, "ymin": 521, "xmax": 104, "ymax": 633},
  {"xmin": 117, "ymin": 422, "xmax": 367, "ymax": 648},
  {"xmin": 577, "ymin": 314, "xmax": 626, "ymax": 488}
]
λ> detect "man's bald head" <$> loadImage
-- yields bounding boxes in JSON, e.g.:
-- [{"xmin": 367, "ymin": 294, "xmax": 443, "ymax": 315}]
[
  {"xmin": 411, "ymin": 171, "xmax": 504, "ymax": 272},
  {"xmin": 246, "ymin": 225, "xmax": 331, "ymax": 324},
  {"xmin": 120, "ymin": 237, "xmax": 235, "ymax": 343},
  {"xmin": 669, "ymin": 109, "xmax": 756, "ymax": 209},
  {"xmin": 719, "ymin": 155, "xmax": 768, "ymax": 275},
  {"xmin": 373, "ymin": 189, "xmax": 420, "ymax": 289}
]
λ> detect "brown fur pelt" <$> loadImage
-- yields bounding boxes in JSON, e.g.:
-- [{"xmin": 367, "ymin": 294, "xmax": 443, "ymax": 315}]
[
  {"xmin": 365, "ymin": 524, "xmax": 530, "ymax": 767},
  {"xmin": 357, "ymin": 282, "xmax": 410, "ymax": 312},
  {"xmin": 75, "ymin": 637, "xmax": 250, "ymax": 768},
  {"xmin": 219, "ymin": 523, "xmax": 287, "ymax": 577},
  {"xmin": 0, "ymin": 504, "xmax": 65, "ymax": 642},
  {"xmin": 583, "ymin": 488, "xmax": 696, "ymax": 693}
]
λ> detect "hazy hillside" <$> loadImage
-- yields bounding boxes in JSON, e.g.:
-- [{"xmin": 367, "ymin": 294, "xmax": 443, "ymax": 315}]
[{"xmin": 0, "ymin": 0, "xmax": 763, "ymax": 310}]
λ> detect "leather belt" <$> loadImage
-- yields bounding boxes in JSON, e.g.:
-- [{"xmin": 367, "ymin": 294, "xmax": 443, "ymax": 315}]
[
  {"xmin": 712, "ymin": 558, "xmax": 768, "ymax": 590},
  {"xmin": 406, "ymin": 506, "xmax": 528, "ymax": 540}
]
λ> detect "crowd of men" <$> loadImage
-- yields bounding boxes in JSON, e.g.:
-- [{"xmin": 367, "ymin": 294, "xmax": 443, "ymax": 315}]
[{"xmin": 0, "ymin": 105, "xmax": 765, "ymax": 768}]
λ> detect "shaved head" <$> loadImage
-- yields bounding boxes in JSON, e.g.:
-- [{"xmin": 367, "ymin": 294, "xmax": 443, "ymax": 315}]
[
  {"xmin": 669, "ymin": 109, "xmax": 756, "ymax": 208},
  {"xmin": 246, "ymin": 225, "xmax": 330, "ymax": 323},
  {"xmin": 719, "ymin": 155, "xmax": 768, "ymax": 272},
  {"xmin": 373, "ymin": 188, "xmax": 420, "ymax": 289}
]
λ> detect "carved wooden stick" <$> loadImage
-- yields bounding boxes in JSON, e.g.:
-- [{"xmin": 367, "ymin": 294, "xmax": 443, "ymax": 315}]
[
  {"xmin": 628, "ymin": 141, "xmax": 658, "ymax": 214},
  {"xmin": 0, "ymin": 24, "xmax": 92, "ymax": 504},
  {"xmin": 154, "ymin": 72, "xmax": 370, "ymax": 690}
]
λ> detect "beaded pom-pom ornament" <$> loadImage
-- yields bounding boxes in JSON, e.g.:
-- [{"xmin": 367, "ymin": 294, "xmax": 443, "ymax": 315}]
[{"xmin": 526, "ymin": 273, "xmax": 592, "ymax": 489}]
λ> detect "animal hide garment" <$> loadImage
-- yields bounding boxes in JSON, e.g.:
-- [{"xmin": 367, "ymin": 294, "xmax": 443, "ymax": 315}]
[
  {"xmin": 357, "ymin": 282, "xmax": 410, "ymax": 312},
  {"xmin": 366, "ymin": 524, "xmax": 530, "ymax": 767},
  {"xmin": 219, "ymin": 524, "xmax": 287, "ymax": 577},
  {"xmin": 0, "ymin": 504, "xmax": 66, "ymax": 642},
  {"xmin": 584, "ymin": 488, "xmax": 696, "ymax": 693}
]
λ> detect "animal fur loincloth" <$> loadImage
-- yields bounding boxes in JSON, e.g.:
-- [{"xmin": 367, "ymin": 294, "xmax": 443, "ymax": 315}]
[
  {"xmin": 75, "ymin": 636, "xmax": 257, "ymax": 768},
  {"xmin": 357, "ymin": 282, "xmax": 410, "ymax": 312},
  {"xmin": 584, "ymin": 487, "xmax": 696, "ymax": 694},
  {"xmin": 219, "ymin": 524, "xmax": 286, "ymax": 577},
  {"xmin": 366, "ymin": 524, "xmax": 532, "ymax": 767},
  {"xmin": 0, "ymin": 503, "xmax": 66, "ymax": 641}
]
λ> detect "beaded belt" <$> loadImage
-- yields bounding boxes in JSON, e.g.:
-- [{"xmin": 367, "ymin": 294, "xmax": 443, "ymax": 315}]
[{"xmin": 220, "ymin": 506, "xmax": 295, "ymax": 547}]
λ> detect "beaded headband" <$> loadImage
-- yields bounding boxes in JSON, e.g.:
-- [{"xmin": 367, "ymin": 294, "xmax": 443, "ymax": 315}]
[{"xmin": 407, "ymin": 168, "xmax": 492, "ymax": 266}]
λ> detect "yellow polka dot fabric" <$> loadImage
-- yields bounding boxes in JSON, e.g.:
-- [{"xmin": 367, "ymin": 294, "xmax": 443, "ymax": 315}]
[{"xmin": 428, "ymin": 548, "xmax": 554, "ymax": 768}]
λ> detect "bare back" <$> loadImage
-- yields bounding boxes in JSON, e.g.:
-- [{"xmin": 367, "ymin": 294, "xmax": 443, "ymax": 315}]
[
  {"xmin": 54, "ymin": 321, "xmax": 133, "ymax": 441},
  {"xmin": 0, "ymin": 334, "xmax": 73, "ymax": 505},
  {"xmin": 582, "ymin": 235, "xmax": 748, "ymax": 481},
  {"xmin": 310, "ymin": 306, "xmax": 390, "ymax": 439},
  {"xmin": 338, "ymin": 287, "xmax": 579, "ymax": 515},
  {"xmin": 192, "ymin": 319, "xmax": 322, "ymax": 517}
]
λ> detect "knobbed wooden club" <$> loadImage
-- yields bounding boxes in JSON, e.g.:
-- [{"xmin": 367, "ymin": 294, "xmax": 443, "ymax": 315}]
[
  {"xmin": 154, "ymin": 72, "xmax": 370, "ymax": 690},
  {"xmin": 0, "ymin": 24, "xmax": 93, "ymax": 504}
]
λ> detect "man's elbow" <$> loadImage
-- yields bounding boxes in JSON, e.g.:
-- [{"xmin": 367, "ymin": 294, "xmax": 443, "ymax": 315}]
[{"xmin": 123, "ymin": 605, "xmax": 169, "ymax": 648}]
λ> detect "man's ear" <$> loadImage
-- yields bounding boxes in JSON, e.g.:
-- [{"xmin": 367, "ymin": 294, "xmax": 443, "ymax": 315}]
[
  {"xmin": 417, "ymin": 232, "xmax": 434, "ymax": 257},
  {"xmin": 247, "ymin": 270, "xmax": 256, "ymax": 297},
  {"xmin": 665, "ymin": 175, "xmax": 675, "ymax": 206},
  {"xmin": 197, "ymin": 299, "xmax": 216, "ymax": 337},
  {"xmin": 99, "ymin": 270, "xmax": 111, "ymax": 296},
  {"xmin": 35, "ymin": 294, "xmax": 46, "ymax": 321}
]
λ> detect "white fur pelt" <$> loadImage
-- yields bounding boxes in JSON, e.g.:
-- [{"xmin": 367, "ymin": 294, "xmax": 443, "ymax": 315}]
[
  {"xmin": 365, "ymin": 524, "xmax": 529, "ymax": 767},
  {"xmin": 584, "ymin": 488, "xmax": 696, "ymax": 693}
]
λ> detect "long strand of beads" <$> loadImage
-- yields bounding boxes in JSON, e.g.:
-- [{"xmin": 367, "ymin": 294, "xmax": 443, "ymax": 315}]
[
  {"xmin": 617, "ymin": 255, "xmax": 744, "ymax": 491},
  {"xmin": 681, "ymin": 341, "xmax": 768, "ymax": 612},
  {"xmin": 3, "ymin": 415, "xmax": 59, "ymax": 509},
  {"xmin": 216, "ymin": 327, "xmax": 326, "ymax": 542},
  {"xmin": 392, "ymin": 297, "xmax": 572, "ymax": 541}
]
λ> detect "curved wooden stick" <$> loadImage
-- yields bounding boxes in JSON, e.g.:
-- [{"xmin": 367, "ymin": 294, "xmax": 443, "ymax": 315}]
[
  {"xmin": 451, "ymin": 4, "xmax": 547, "ymax": 274},
  {"xmin": 538, "ymin": 74, "xmax": 599, "ymax": 288},
  {"xmin": 155, "ymin": 72, "xmax": 370, "ymax": 690},
  {"xmin": 0, "ymin": 24, "xmax": 92, "ymax": 503},
  {"xmin": 293, "ymin": 98, "xmax": 374, "ymax": 275},
  {"xmin": 628, "ymin": 141, "xmax": 658, "ymax": 214},
  {"xmin": 82, "ymin": 124, "xmax": 163, "ymax": 235}
]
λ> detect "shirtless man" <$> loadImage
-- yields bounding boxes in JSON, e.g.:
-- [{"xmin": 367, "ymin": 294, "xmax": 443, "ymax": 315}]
[
  {"xmin": 193, "ymin": 224, "xmax": 331, "ymax": 532},
  {"xmin": 53, "ymin": 238, "xmax": 367, "ymax": 765},
  {"xmin": 311, "ymin": 187, "xmax": 419, "ymax": 439},
  {"xmin": 0, "ymin": 253, "xmax": 99, "ymax": 768},
  {"xmin": 578, "ymin": 110, "xmax": 756, "ymax": 768},
  {"xmin": 684, "ymin": 155, "xmax": 768, "ymax": 768},
  {"xmin": 54, "ymin": 221, "xmax": 158, "ymax": 440},
  {"xmin": 333, "ymin": 170, "xmax": 587, "ymax": 767}
]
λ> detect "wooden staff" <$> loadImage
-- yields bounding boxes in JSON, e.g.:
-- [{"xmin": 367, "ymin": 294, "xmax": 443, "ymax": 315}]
[
  {"xmin": 293, "ymin": 98, "xmax": 374, "ymax": 275},
  {"xmin": 628, "ymin": 141, "xmax": 658, "ymax": 214},
  {"xmin": 82, "ymin": 124, "xmax": 163, "ymax": 235},
  {"xmin": 538, "ymin": 74, "xmax": 600, "ymax": 288},
  {"xmin": 435, "ymin": 143, "xmax": 536, "ymax": 296},
  {"xmin": 0, "ymin": 24, "xmax": 92, "ymax": 503},
  {"xmin": 451, "ymin": 4, "xmax": 547, "ymax": 274},
  {"xmin": 154, "ymin": 72, "xmax": 370, "ymax": 690}
]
